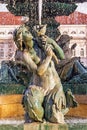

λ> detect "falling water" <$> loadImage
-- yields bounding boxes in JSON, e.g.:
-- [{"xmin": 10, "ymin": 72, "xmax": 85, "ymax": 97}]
[
  {"xmin": 0, "ymin": 118, "xmax": 87, "ymax": 130},
  {"xmin": 38, "ymin": 0, "xmax": 43, "ymax": 25},
  {"xmin": 0, "ymin": 118, "xmax": 87, "ymax": 125},
  {"xmin": 0, "ymin": 119, "xmax": 24, "ymax": 125},
  {"xmin": 65, "ymin": 118, "xmax": 87, "ymax": 125}
]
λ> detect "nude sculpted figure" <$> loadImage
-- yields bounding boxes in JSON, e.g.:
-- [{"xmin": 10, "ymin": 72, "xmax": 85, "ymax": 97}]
[{"xmin": 14, "ymin": 24, "xmax": 78, "ymax": 124}]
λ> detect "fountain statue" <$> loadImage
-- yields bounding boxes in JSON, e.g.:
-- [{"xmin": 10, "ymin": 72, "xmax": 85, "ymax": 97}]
[
  {"xmin": 12, "ymin": 0, "xmax": 78, "ymax": 129},
  {"xmin": 56, "ymin": 34, "xmax": 87, "ymax": 83},
  {"xmin": 14, "ymin": 24, "xmax": 78, "ymax": 125}
]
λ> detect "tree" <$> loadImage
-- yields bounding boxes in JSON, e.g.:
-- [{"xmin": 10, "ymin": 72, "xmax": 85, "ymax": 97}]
[{"xmin": 1, "ymin": 0, "xmax": 86, "ymax": 39}]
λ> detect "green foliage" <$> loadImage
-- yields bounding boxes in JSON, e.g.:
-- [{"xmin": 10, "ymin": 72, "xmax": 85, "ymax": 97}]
[{"xmin": 63, "ymin": 83, "xmax": 87, "ymax": 95}]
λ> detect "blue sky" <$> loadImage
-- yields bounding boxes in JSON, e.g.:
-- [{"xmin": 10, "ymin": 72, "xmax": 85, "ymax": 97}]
[{"xmin": 0, "ymin": 3, "xmax": 87, "ymax": 14}]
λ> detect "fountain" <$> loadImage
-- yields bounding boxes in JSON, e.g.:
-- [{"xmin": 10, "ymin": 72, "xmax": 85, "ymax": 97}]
[
  {"xmin": 11, "ymin": 1, "xmax": 78, "ymax": 130},
  {"xmin": 1, "ymin": 1, "xmax": 87, "ymax": 130}
]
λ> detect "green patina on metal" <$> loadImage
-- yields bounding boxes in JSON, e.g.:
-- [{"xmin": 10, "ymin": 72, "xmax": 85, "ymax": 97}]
[
  {"xmin": 0, "ymin": 125, "xmax": 23, "ymax": 130},
  {"xmin": 69, "ymin": 124, "xmax": 87, "ymax": 130},
  {"xmin": 44, "ymin": 124, "xmax": 50, "ymax": 130},
  {"xmin": 0, "ymin": 83, "xmax": 26, "ymax": 95},
  {"xmin": 63, "ymin": 83, "xmax": 87, "ymax": 95},
  {"xmin": 58, "ymin": 124, "xmax": 68, "ymax": 130},
  {"xmin": 39, "ymin": 124, "xmax": 42, "ymax": 130}
]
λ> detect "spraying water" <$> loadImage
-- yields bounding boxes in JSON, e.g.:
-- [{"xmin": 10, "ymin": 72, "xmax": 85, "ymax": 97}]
[{"xmin": 38, "ymin": 0, "xmax": 43, "ymax": 25}]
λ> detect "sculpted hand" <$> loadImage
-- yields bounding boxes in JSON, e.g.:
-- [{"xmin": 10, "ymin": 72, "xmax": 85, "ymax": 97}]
[
  {"xmin": 46, "ymin": 47, "xmax": 53, "ymax": 57},
  {"xmin": 46, "ymin": 46, "xmax": 59, "ymax": 64}
]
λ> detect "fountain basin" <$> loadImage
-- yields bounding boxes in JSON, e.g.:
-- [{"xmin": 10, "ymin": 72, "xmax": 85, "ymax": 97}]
[
  {"xmin": 0, "ymin": 94, "xmax": 24, "ymax": 119},
  {"xmin": 0, "ymin": 94, "xmax": 87, "ymax": 119},
  {"xmin": 66, "ymin": 95, "xmax": 87, "ymax": 118}
]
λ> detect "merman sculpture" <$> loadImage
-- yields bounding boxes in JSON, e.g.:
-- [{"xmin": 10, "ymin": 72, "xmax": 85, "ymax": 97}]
[{"xmin": 56, "ymin": 34, "xmax": 87, "ymax": 82}]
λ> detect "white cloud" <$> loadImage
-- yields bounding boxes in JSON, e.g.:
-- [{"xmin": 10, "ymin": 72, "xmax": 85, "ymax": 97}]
[
  {"xmin": 76, "ymin": 2, "xmax": 87, "ymax": 14},
  {"xmin": 0, "ymin": 4, "xmax": 9, "ymax": 12}
]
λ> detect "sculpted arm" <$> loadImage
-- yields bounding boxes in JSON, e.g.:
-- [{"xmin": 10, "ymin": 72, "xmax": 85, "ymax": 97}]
[
  {"xmin": 47, "ymin": 37, "xmax": 65, "ymax": 60},
  {"xmin": 53, "ymin": 42, "xmax": 65, "ymax": 60}
]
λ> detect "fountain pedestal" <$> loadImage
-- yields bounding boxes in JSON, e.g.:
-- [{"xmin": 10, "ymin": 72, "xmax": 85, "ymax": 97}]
[{"xmin": 24, "ymin": 122, "xmax": 68, "ymax": 130}]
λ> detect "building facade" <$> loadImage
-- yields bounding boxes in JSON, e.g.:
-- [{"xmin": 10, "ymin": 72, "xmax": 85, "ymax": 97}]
[
  {"xmin": 0, "ymin": 12, "xmax": 22, "ymax": 62},
  {"xmin": 0, "ymin": 11, "xmax": 87, "ymax": 66},
  {"xmin": 55, "ymin": 11, "xmax": 87, "ymax": 66},
  {"xmin": 0, "ymin": 25, "xmax": 20, "ymax": 61}
]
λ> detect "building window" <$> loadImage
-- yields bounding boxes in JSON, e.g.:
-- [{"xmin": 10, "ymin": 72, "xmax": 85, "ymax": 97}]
[
  {"xmin": 79, "ymin": 31, "xmax": 84, "ymax": 34},
  {"xmin": 0, "ymin": 32, "xmax": 5, "ymax": 35},
  {"xmin": 0, "ymin": 42, "xmax": 15, "ymax": 61},
  {"xmin": 0, "ymin": 50, "xmax": 4, "ymax": 59},
  {"xmin": 63, "ymin": 31, "xmax": 68, "ymax": 34},
  {"xmin": 80, "ymin": 48, "xmax": 84, "ymax": 57},
  {"xmin": 71, "ymin": 31, "xmax": 76, "ymax": 34},
  {"xmin": 72, "ymin": 49, "xmax": 76, "ymax": 57},
  {"xmin": 8, "ymin": 32, "xmax": 13, "ymax": 34}
]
